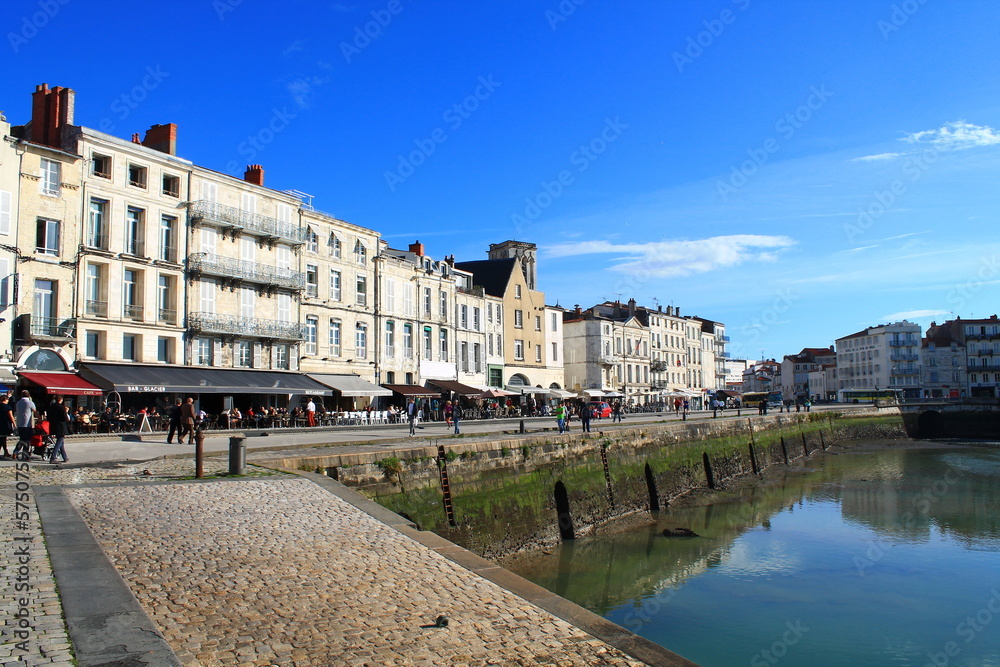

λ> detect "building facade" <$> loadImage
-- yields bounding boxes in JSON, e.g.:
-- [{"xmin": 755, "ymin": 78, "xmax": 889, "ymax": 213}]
[{"xmin": 835, "ymin": 321, "xmax": 922, "ymax": 399}]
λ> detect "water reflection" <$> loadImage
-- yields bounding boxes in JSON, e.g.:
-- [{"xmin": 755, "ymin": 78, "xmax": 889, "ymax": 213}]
[{"xmin": 507, "ymin": 445, "xmax": 1000, "ymax": 667}]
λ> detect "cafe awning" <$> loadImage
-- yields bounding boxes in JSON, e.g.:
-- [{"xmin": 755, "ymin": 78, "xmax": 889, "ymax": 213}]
[
  {"xmin": 426, "ymin": 379, "xmax": 483, "ymax": 396},
  {"xmin": 17, "ymin": 371, "xmax": 104, "ymax": 396},
  {"xmin": 549, "ymin": 389, "xmax": 576, "ymax": 399},
  {"xmin": 582, "ymin": 389, "xmax": 606, "ymax": 397},
  {"xmin": 382, "ymin": 384, "xmax": 439, "ymax": 397},
  {"xmin": 506, "ymin": 385, "xmax": 550, "ymax": 395},
  {"xmin": 308, "ymin": 374, "xmax": 392, "ymax": 397},
  {"xmin": 78, "ymin": 363, "xmax": 333, "ymax": 395}
]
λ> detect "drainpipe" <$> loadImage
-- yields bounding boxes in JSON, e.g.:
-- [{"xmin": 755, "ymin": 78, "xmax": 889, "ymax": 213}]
[{"xmin": 372, "ymin": 246, "xmax": 381, "ymax": 409}]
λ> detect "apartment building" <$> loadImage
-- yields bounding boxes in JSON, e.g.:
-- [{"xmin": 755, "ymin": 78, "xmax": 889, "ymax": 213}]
[
  {"xmin": 921, "ymin": 320, "xmax": 966, "ymax": 398},
  {"xmin": 0, "ymin": 111, "xmax": 20, "ymax": 384},
  {"xmin": 779, "ymin": 347, "xmax": 836, "ymax": 401},
  {"xmin": 835, "ymin": 321, "xmax": 922, "ymax": 399},
  {"xmin": 958, "ymin": 315, "xmax": 1000, "ymax": 398}
]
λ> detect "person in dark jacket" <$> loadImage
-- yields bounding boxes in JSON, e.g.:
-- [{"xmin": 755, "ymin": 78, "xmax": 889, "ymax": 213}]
[
  {"xmin": 166, "ymin": 398, "xmax": 182, "ymax": 443},
  {"xmin": 180, "ymin": 397, "xmax": 197, "ymax": 444},
  {"xmin": 578, "ymin": 400, "xmax": 592, "ymax": 433},
  {"xmin": 47, "ymin": 394, "xmax": 70, "ymax": 463},
  {"xmin": 0, "ymin": 394, "xmax": 15, "ymax": 458}
]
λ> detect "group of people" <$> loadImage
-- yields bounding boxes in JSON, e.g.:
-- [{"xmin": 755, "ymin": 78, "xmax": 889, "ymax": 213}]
[
  {"xmin": 404, "ymin": 398, "xmax": 466, "ymax": 436},
  {"xmin": 0, "ymin": 391, "xmax": 71, "ymax": 463}
]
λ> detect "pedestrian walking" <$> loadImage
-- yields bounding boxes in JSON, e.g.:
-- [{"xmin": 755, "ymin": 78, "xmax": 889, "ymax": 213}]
[
  {"xmin": 805, "ymin": 398, "xmax": 812, "ymax": 412},
  {"xmin": 13, "ymin": 391, "xmax": 36, "ymax": 459},
  {"xmin": 444, "ymin": 400, "xmax": 453, "ymax": 427},
  {"xmin": 166, "ymin": 398, "xmax": 182, "ymax": 443},
  {"xmin": 0, "ymin": 394, "xmax": 15, "ymax": 458},
  {"xmin": 554, "ymin": 403, "xmax": 566, "ymax": 433},
  {"xmin": 180, "ymin": 397, "xmax": 196, "ymax": 444},
  {"xmin": 452, "ymin": 402, "xmax": 463, "ymax": 434},
  {"xmin": 612, "ymin": 400, "xmax": 623, "ymax": 423},
  {"xmin": 579, "ymin": 401, "xmax": 592, "ymax": 433},
  {"xmin": 47, "ymin": 395, "xmax": 70, "ymax": 463},
  {"xmin": 406, "ymin": 398, "xmax": 418, "ymax": 436}
]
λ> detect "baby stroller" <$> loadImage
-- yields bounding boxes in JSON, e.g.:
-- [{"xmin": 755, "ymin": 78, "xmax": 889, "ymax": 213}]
[{"xmin": 14, "ymin": 420, "xmax": 55, "ymax": 461}]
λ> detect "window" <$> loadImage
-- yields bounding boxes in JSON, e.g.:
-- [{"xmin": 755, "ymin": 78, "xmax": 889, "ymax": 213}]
[
  {"xmin": 85, "ymin": 331, "xmax": 103, "ymax": 359},
  {"xmin": 534, "ymin": 315, "xmax": 541, "ymax": 331},
  {"xmin": 439, "ymin": 291, "xmax": 448, "ymax": 320},
  {"xmin": 158, "ymin": 275, "xmax": 175, "ymax": 324},
  {"xmin": 552, "ymin": 342, "xmax": 558, "ymax": 362},
  {"xmin": 236, "ymin": 341, "xmax": 252, "ymax": 368},
  {"xmin": 487, "ymin": 304, "xmax": 493, "ymax": 323},
  {"xmin": 91, "ymin": 154, "xmax": 111, "ymax": 179},
  {"xmin": 196, "ymin": 338, "xmax": 212, "ymax": 365},
  {"xmin": 355, "ymin": 240, "xmax": 367, "ymax": 265},
  {"xmin": 276, "ymin": 245, "xmax": 291, "ymax": 271},
  {"xmin": 385, "ymin": 278, "xmax": 396, "ymax": 314},
  {"xmin": 306, "ymin": 228, "xmax": 319, "ymax": 253},
  {"xmin": 535, "ymin": 345, "xmax": 542, "ymax": 362},
  {"xmin": 278, "ymin": 293, "xmax": 291, "ymax": 322},
  {"xmin": 241, "ymin": 193, "xmax": 257, "ymax": 214},
  {"xmin": 473, "ymin": 307, "xmax": 481, "ymax": 331},
  {"xmin": 85, "ymin": 264, "xmax": 106, "ymax": 317},
  {"xmin": 514, "ymin": 310, "xmax": 523, "ymax": 328},
  {"xmin": 123, "ymin": 269, "xmax": 143, "ymax": 320},
  {"xmin": 125, "ymin": 207, "xmax": 145, "ymax": 256},
  {"xmin": 305, "ymin": 317, "xmax": 318, "ymax": 355},
  {"xmin": 88, "ymin": 198, "xmax": 109, "ymax": 249},
  {"xmin": 330, "ymin": 270, "xmax": 341, "ymax": 301},
  {"xmin": 514, "ymin": 284, "xmax": 522, "ymax": 299},
  {"xmin": 423, "ymin": 327, "xmax": 433, "ymax": 359},
  {"xmin": 356, "ymin": 323, "xmax": 368, "ymax": 359},
  {"xmin": 403, "ymin": 324, "xmax": 413, "ymax": 359},
  {"xmin": 35, "ymin": 218, "xmax": 60, "ymax": 255},
  {"xmin": 514, "ymin": 339, "xmax": 524, "ymax": 361},
  {"xmin": 473, "ymin": 343, "xmax": 482, "ymax": 373},
  {"xmin": 274, "ymin": 344, "xmax": 289, "ymax": 370},
  {"xmin": 162, "ymin": 174, "xmax": 180, "ymax": 197},
  {"xmin": 356, "ymin": 274, "xmax": 368, "ymax": 306},
  {"xmin": 200, "ymin": 180, "xmax": 218, "ymax": 202},
  {"xmin": 306, "ymin": 265, "xmax": 319, "ymax": 297},
  {"xmin": 439, "ymin": 329, "xmax": 448, "ymax": 361},
  {"xmin": 128, "ymin": 163, "xmax": 147, "ymax": 189},
  {"xmin": 241, "ymin": 235, "xmax": 255, "ymax": 263},
  {"xmin": 200, "ymin": 279, "xmax": 216, "ymax": 314},
  {"xmin": 160, "ymin": 216, "xmax": 177, "ymax": 262},
  {"xmin": 201, "ymin": 226, "xmax": 217, "ymax": 254},
  {"xmin": 460, "ymin": 305, "xmax": 468, "ymax": 329},
  {"xmin": 488, "ymin": 334, "xmax": 493, "ymax": 357},
  {"xmin": 329, "ymin": 319, "xmax": 342, "ymax": 356},
  {"xmin": 423, "ymin": 288, "xmax": 432, "ymax": 317},
  {"xmin": 329, "ymin": 233, "xmax": 341, "ymax": 258},
  {"xmin": 460, "ymin": 341, "xmax": 469, "ymax": 372},
  {"xmin": 385, "ymin": 321, "xmax": 395, "ymax": 357},
  {"xmin": 40, "ymin": 159, "xmax": 60, "ymax": 196},
  {"xmin": 123, "ymin": 334, "xmax": 138, "ymax": 361},
  {"xmin": 240, "ymin": 286, "xmax": 255, "ymax": 319}
]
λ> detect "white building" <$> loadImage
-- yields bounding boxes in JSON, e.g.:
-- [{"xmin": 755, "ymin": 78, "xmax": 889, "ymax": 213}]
[{"xmin": 835, "ymin": 321, "xmax": 922, "ymax": 399}]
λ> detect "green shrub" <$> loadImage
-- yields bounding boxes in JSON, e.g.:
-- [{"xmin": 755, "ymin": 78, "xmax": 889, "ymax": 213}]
[{"xmin": 377, "ymin": 457, "xmax": 404, "ymax": 478}]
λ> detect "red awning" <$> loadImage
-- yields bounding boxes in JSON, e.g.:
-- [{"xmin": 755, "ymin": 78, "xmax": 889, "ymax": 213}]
[{"xmin": 18, "ymin": 372, "xmax": 104, "ymax": 396}]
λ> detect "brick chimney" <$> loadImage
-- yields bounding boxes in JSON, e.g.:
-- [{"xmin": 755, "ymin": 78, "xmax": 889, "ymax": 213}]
[
  {"xmin": 244, "ymin": 164, "xmax": 264, "ymax": 186},
  {"xmin": 30, "ymin": 83, "xmax": 75, "ymax": 149},
  {"xmin": 409, "ymin": 240, "xmax": 425, "ymax": 256},
  {"xmin": 141, "ymin": 123, "xmax": 177, "ymax": 155},
  {"xmin": 627, "ymin": 298, "xmax": 636, "ymax": 318},
  {"xmin": 574, "ymin": 305, "xmax": 582, "ymax": 316}
]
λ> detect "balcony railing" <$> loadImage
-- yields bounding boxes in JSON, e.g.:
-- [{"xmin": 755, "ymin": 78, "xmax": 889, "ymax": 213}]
[
  {"xmin": 890, "ymin": 353, "xmax": 919, "ymax": 362},
  {"xmin": 650, "ymin": 360, "xmax": 668, "ymax": 372},
  {"xmin": 30, "ymin": 316, "xmax": 76, "ymax": 339},
  {"xmin": 598, "ymin": 353, "xmax": 621, "ymax": 365},
  {"xmin": 889, "ymin": 340, "xmax": 918, "ymax": 347},
  {"xmin": 189, "ymin": 200, "xmax": 308, "ymax": 245},
  {"xmin": 84, "ymin": 231, "xmax": 110, "ymax": 251},
  {"xmin": 124, "ymin": 238, "xmax": 145, "ymax": 257},
  {"xmin": 124, "ymin": 304, "xmax": 144, "ymax": 321},
  {"xmin": 188, "ymin": 311, "xmax": 305, "ymax": 341},
  {"xmin": 84, "ymin": 300, "xmax": 108, "ymax": 318},
  {"xmin": 158, "ymin": 308, "xmax": 177, "ymax": 325},
  {"xmin": 966, "ymin": 332, "xmax": 1000, "ymax": 341},
  {"xmin": 892, "ymin": 367, "xmax": 920, "ymax": 376},
  {"xmin": 187, "ymin": 252, "xmax": 306, "ymax": 290},
  {"xmin": 159, "ymin": 245, "xmax": 178, "ymax": 263}
]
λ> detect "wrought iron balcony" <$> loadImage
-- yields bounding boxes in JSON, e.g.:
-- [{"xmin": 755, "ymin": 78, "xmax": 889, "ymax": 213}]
[
  {"xmin": 187, "ymin": 252, "xmax": 306, "ymax": 290},
  {"xmin": 84, "ymin": 232, "xmax": 110, "ymax": 251},
  {"xmin": 889, "ymin": 340, "xmax": 918, "ymax": 347},
  {"xmin": 123, "ymin": 238, "xmax": 145, "ymax": 257},
  {"xmin": 189, "ymin": 200, "xmax": 308, "ymax": 245},
  {"xmin": 29, "ymin": 316, "xmax": 76, "ymax": 340},
  {"xmin": 84, "ymin": 300, "xmax": 108, "ymax": 318},
  {"xmin": 650, "ymin": 360, "xmax": 668, "ymax": 372},
  {"xmin": 890, "ymin": 353, "xmax": 919, "ymax": 362},
  {"xmin": 124, "ymin": 304, "xmax": 144, "ymax": 321},
  {"xmin": 965, "ymin": 332, "xmax": 1000, "ymax": 341},
  {"xmin": 158, "ymin": 308, "xmax": 178, "ymax": 325},
  {"xmin": 891, "ymin": 367, "xmax": 920, "ymax": 376},
  {"xmin": 159, "ymin": 245, "xmax": 179, "ymax": 263},
  {"xmin": 187, "ymin": 311, "xmax": 305, "ymax": 341}
]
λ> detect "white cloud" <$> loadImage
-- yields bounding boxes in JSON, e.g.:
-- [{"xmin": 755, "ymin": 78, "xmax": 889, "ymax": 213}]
[
  {"xmin": 903, "ymin": 120, "xmax": 1000, "ymax": 151},
  {"xmin": 881, "ymin": 309, "xmax": 951, "ymax": 321},
  {"xmin": 544, "ymin": 235, "xmax": 796, "ymax": 278},
  {"xmin": 853, "ymin": 152, "xmax": 906, "ymax": 162}
]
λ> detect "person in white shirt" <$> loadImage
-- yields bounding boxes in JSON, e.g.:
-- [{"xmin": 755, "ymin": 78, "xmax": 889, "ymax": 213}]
[{"xmin": 306, "ymin": 398, "xmax": 316, "ymax": 427}]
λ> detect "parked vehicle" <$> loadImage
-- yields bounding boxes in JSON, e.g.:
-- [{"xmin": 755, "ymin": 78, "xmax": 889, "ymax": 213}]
[{"xmin": 588, "ymin": 401, "xmax": 612, "ymax": 418}]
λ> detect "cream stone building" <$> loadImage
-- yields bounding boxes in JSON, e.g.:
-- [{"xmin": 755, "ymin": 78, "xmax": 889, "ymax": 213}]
[{"xmin": 0, "ymin": 111, "xmax": 20, "ymax": 382}]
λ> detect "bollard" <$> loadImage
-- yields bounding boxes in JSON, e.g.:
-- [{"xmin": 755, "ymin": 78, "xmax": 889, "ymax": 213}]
[
  {"xmin": 519, "ymin": 419, "xmax": 526, "ymax": 434},
  {"xmin": 229, "ymin": 436, "xmax": 246, "ymax": 475},
  {"xmin": 195, "ymin": 427, "xmax": 205, "ymax": 479}
]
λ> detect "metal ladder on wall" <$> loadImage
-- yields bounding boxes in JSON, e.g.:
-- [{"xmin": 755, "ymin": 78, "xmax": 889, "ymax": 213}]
[{"xmin": 437, "ymin": 443, "xmax": 456, "ymax": 527}]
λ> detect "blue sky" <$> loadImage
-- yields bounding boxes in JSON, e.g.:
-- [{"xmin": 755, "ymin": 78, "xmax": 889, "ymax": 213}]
[{"xmin": 5, "ymin": 0, "xmax": 1000, "ymax": 361}]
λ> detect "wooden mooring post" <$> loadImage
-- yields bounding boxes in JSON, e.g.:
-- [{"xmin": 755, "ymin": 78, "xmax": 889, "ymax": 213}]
[
  {"xmin": 781, "ymin": 436, "xmax": 790, "ymax": 465},
  {"xmin": 801, "ymin": 432, "xmax": 809, "ymax": 458},
  {"xmin": 703, "ymin": 452, "xmax": 716, "ymax": 489},
  {"xmin": 748, "ymin": 442, "xmax": 760, "ymax": 476},
  {"xmin": 600, "ymin": 441, "xmax": 615, "ymax": 508}
]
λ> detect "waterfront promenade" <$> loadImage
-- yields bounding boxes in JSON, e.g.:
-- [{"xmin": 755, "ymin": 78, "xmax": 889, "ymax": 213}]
[{"xmin": 0, "ymin": 410, "xmax": 746, "ymax": 666}]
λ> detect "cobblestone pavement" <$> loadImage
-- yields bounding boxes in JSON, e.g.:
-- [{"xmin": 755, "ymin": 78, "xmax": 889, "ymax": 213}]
[
  {"xmin": 66, "ymin": 478, "xmax": 645, "ymax": 667},
  {"xmin": 0, "ymin": 463, "xmax": 74, "ymax": 666}
]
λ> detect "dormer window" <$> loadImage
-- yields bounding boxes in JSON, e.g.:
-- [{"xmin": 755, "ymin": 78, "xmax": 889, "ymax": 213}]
[
  {"xmin": 92, "ymin": 154, "xmax": 111, "ymax": 179},
  {"xmin": 128, "ymin": 163, "xmax": 147, "ymax": 189},
  {"xmin": 355, "ymin": 240, "xmax": 367, "ymax": 265}
]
